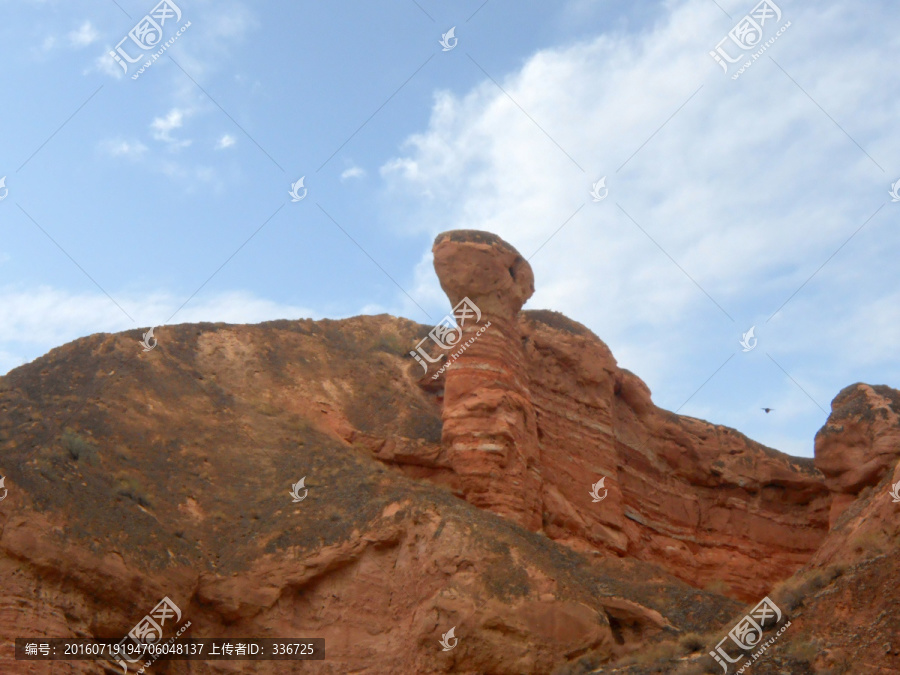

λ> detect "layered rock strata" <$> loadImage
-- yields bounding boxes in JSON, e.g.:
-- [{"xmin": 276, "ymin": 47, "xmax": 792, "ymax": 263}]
[
  {"xmin": 814, "ymin": 382, "xmax": 900, "ymax": 527},
  {"xmin": 429, "ymin": 230, "xmax": 831, "ymax": 600},
  {"xmin": 432, "ymin": 230, "xmax": 542, "ymax": 530}
]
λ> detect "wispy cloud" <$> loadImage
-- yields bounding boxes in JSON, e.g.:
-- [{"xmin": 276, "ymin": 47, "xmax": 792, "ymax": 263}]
[
  {"xmin": 216, "ymin": 134, "xmax": 236, "ymax": 149},
  {"xmin": 341, "ymin": 165, "xmax": 366, "ymax": 181},
  {"xmin": 68, "ymin": 21, "xmax": 98, "ymax": 48},
  {"xmin": 151, "ymin": 108, "xmax": 192, "ymax": 149},
  {"xmin": 93, "ymin": 51, "xmax": 124, "ymax": 79},
  {"xmin": 101, "ymin": 139, "xmax": 148, "ymax": 159}
]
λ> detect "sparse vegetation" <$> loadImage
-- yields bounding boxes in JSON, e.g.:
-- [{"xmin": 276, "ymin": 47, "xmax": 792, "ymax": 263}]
[
  {"xmin": 783, "ymin": 638, "xmax": 818, "ymax": 662},
  {"xmin": 617, "ymin": 639, "xmax": 681, "ymax": 666},
  {"xmin": 850, "ymin": 530, "xmax": 889, "ymax": 556},
  {"xmin": 253, "ymin": 400, "xmax": 281, "ymax": 417},
  {"xmin": 551, "ymin": 651, "xmax": 604, "ymax": 674},
  {"xmin": 369, "ymin": 332, "xmax": 407, "ymax": 356},
  {"xmin": 61, "ymin": 429, "xmax": 99, "ymax": 464},
  {"xmin": 114, "ymin": 473, "xmax": 151, "ymax": 508},
  {"xmin": 612, "ymin": 632, "xmax": 713, "ymax": 671},
  {"xmin": 678, "ymin": 632, "xmax": 707, "ymax": 654},
  {"xmin": 771, "ymin": 564, "xmax": 846, "ymax": 612}
]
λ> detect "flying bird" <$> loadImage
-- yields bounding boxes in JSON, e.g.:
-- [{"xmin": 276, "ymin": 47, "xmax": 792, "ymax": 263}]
[{"xmin": 762, "ymin": 408, "xmax": 774, "ymax": 413}]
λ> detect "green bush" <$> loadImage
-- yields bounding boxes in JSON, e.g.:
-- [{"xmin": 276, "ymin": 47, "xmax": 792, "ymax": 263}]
[
  {"xmin": 370, "ymin": 333, "xmax": 407, "ymax": 356},
  {"xmin": 115, "ymin": 474, "xmax": 151, "ymax": 507},
  {"xmin": 61, "ymin": 430, "xmax": 98, "ymax": 464}
]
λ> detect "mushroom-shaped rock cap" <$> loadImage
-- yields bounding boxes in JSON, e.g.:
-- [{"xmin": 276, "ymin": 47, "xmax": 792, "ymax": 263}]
[{"xmin": 432, "ymin": 230, "xmax": 535, "ymax": 316}]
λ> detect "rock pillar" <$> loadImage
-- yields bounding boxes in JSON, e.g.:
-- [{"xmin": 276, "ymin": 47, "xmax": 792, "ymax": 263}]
[{"xmin": 432, "ymin": 230, "xmax": 542, "ymax": 530}]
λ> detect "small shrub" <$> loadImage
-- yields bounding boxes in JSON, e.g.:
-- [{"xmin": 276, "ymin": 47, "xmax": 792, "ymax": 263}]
[
  {"xmin": 61, "ymin": 430, "xmax": 98, "ymax": 464},
  {"xmin": 628, "ymin": 640, "xmax": 681, "ymax": 665},
  {"xmin": 850, "ymin": 530, "xmax": 888, "ymax": 556},
  {"xmin": 115, "ymin": 474, "xmax": 151, "ymax": 508},
  {"xmin": 783, "ymin": 638, "xmax": 818, "ymax": 662},
  {"xmin": 370, "ymin": 333, "xmax": 406, "ymax": 356},
  {"xmin": 825, "ymin": 563, "xmax": 847, "ymax": 581},
  {"xmin": 679, "ymin": 632, "xmax": 707, "ymax": 654},
  {"xmin": 254, "ymin": 401, "xmax": 281, "ymax": 417},
  {"xmin": 771, "ymin": 565, "xmax": 844, "ymax": 613}
]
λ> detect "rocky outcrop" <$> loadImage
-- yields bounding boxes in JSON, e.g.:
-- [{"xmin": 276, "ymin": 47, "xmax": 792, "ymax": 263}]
[
  {"xmin": 807, "ymin": 382, "xmax": 900, "ymax": 566},
  {"xmin": 0, "ymin": 321, "xmax": 739, "ymax": 673},
  {"xmin": 814, "ymin": 382, "xmax": 900, "ymax": 526},
  {"xmin": 429, "ymin": 231, "xmax": 831, "ymax": 601},
  {"xmin": 715, "ymin": 383, "xmax": 900, "ymax": 675},
  {"xmin": 432, "ymin": 230, "xmax": 542, "ymax": 530},
  {"xmin": 2, "ymin": 228, "xmax": 898, "ymax": 673}
]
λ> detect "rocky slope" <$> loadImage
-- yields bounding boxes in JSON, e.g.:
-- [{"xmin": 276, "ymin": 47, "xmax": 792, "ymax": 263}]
[
  {"xmin": 0, "ymin": 229, "xmax": 896, "ymax": 674},
  {"xmin": 586, "ymin": 381, "xmax": 900, "ymax": 674},
  {"xmin": 0, "ymin": 316, "xmax": 739, "ymax": 674}
]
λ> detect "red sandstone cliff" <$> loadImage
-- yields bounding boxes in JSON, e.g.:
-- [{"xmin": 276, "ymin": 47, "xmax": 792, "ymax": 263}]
[
  {"xmin": 427, "ymin": 231, "xmax": 830, "ymax": 603},
  {"xmin": 0, "ymin": 229, "xmax": 897, "ymax": 674}
]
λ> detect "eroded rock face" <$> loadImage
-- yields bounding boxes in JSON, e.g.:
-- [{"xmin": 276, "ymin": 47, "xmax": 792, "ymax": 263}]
[
  {"xmin": 3, "ymin": 228, "xmax": 898, "ymax": 672},
  {"xmin": 519, "ymin": 311, "xmax": 831, "ymax": 601},
  {"xmin": 814, "ymin": 383, "xmax": 900, "ymax": 526},
  {"xmin": 432, "ymin": 231, "xmax": 542, "ymax": 530},
  {"xmin": 0, "ymin": 326, "xmax": 739, "ymax": 673},
  {"xmin": 431, "ymin": 231, "xmax": 831, "ymax": 601}
]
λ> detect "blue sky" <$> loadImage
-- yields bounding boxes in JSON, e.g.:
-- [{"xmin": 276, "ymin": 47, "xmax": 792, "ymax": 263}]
[{"xmin": 1, "ymin": 0, "xmax": 898, "ymax": 458}]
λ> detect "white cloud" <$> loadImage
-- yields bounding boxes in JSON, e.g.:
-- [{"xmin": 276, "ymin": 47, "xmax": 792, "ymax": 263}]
[
  {"xmin": 93, "ymin": 51, "xmax": 124, "ymax": 79},
  {"xmin": 340, "ymin": 166, "xmax": 366, "ymax": 181},
  {"xmin": 69, "ymin": 21, "xmax": 98, "ymax": 48},
  {"xmin": 216, "ymin": 134, "xmax": 236, "ymax": 149},
  {"xmin": 380, "ymin": 0, "xmax": 900, "ymax": 456},
  {"xmin": 151, "ymin": 108, "xmax": 185, "ymax": 139},
  {"xmin": 151, "ymin": 108, "xmax": 192, "ymax": 149},
  {"xmin": 101, "ymin": 139, "xmax": 148, "ymax": 159}
]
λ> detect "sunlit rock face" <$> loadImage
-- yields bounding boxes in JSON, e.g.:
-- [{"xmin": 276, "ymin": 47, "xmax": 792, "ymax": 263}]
[
  {"xmin": 431, "ymin": 229, "xmax": 831, "ymax": 602},
  {"xmin": 432, "ymin": 230, "xmax": 542, "ymax": 530}
]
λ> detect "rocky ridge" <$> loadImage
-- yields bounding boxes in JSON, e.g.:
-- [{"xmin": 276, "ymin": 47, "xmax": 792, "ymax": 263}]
[{"xmin": 0, "ymin": 229, "xmax": 896, "ymax": 673}]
